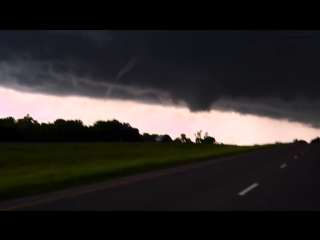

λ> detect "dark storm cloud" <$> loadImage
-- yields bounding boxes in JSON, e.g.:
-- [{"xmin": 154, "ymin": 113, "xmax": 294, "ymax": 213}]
[
  {"xmin": 0, "ymin": 30, "xmax": 320, "ymax": 127},
  {"xmin": 211, "ymin": 97, "xmax": 320, "ymax": 128}
]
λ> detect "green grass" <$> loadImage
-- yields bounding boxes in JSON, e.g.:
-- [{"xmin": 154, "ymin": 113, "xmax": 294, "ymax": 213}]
[{"xmin": 0, "ymin": 142, "xmax": 279, "ymax": 202}]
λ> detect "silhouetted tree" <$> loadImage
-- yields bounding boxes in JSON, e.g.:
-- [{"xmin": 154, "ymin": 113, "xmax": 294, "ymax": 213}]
[
  {"xmin": 16, "ymin": 114, "xmax": 40, "ymax": 141},
  {"xmin": 141, "ymin": 133, "xmax": 158, "ymax": 142},
  {"xmin": 311, "ymin": 137, "xmax": 320, "ymax": 144},
  {"xmin": 0, "ymin": 117, "xmax": 18, "ymax": 141},
  {"xmin": 92, "ymin": 120, "xmax": 140, "ymax": 142},
  {"xmin": 202, "ymin": 132, "xmax": 216, "ymax": 144},
  {"xmin": 293, "ymin": 138, "xmax": 307, "ymax": 144},
  {"xmin": 204, "ymin": 132, "xmax": 208, "ymax": 139},
  {"xmin": 180, "ymin": 133, "xmax": 187, "ymax": 143},
  {"xmin": 202, "ymin": 136, "xmax": 216, "ymax": 144},
  {"xmin": 160, "ymin": 134, "xmax": 173, "ymax": 142},
  {"xmin": 194, "ymin": 130, "xmax": 202, "ymax": 143}
]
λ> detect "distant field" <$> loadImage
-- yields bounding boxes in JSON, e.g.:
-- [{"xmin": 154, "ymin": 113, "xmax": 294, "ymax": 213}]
[{"xmin": 0, "ymin": 142, "xmax": 278, "ymax": 202}]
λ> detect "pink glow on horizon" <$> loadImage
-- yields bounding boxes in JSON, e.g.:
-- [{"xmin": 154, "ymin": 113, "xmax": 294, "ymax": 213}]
[{"xmin": 1, "ymin": 86, "xmax": 320, "ymax": 145}]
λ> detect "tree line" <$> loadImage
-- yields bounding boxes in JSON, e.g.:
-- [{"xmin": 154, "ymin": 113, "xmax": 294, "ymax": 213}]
[
  {"xmin": 0, "ymin": 114, "xmax": 216, "ymax": 143},
  {"xmin": 294, "ymin": 137, "xmax": 320, "ymax": 144},
  {"xmin": 311, "ymin": 137, "xmax": 320, "ymax": 144}
]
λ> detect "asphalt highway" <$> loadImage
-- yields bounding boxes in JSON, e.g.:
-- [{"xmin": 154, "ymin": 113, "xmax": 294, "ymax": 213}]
[{"xmin": 0, "ymin": 142, "xmax": 318, "ymax": 211}]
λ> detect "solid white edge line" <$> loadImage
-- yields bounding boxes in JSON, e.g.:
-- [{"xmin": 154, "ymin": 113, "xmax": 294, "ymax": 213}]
[{"xmin": 238, "ymin": 183, "xmax": 259, "ymax": 196}]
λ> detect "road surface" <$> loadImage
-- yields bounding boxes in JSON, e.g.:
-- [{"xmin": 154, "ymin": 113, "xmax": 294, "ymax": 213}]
[{"xmin": 1, "ymin": 142, "xmax": 319, "ymax": 211}]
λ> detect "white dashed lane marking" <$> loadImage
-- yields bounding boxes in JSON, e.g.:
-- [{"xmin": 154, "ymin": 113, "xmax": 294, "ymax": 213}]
[
  {"xmin": 280, "ymin": 163, "xmax": 287, "ymax": 169},
  {"xmin": 238, "ymin": 183, "xmax": 259, "ymax": 196}
]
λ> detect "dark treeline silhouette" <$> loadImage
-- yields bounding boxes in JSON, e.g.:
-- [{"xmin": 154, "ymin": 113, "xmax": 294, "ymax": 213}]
[
  {"xmin": 174, "ymin": 133, "xmax": 192, "ymax": 143},
  {"xmin": 293, "ymin": 138, "xmax": 308, "ymax": 144},
  {"xmin": 0, "ymin": 114, "xmax": 141, "ymax": 142},
  {"xmin": 174, "ymin": 132, "xmax": 216, "ymax": 144},
  {"xmin": 141, "ymin": 133, "xmax": 159, "ymax": 142},
  {"xmin": 157, "ymin": 134, "xmax": 173, "ymax": 142},
  {"xmin": 0, "ymin": 114, "xmax": 221, "ymax": 144},
  {"xmin": 192, "ymin": 131, "xmax": 216, "ymax": 144},
  {"xmin": 311, "ymin": 137, "xmax": 320, "ymax": 144}
]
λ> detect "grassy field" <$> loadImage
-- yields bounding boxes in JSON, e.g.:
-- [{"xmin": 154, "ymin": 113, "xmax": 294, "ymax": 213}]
[{"xmin": 0, "ymin": 142, "xmax": 278, "ymax": 202}]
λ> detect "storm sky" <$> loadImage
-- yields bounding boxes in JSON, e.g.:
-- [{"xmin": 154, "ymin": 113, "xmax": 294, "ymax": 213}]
[{"xmin": 1, "ymin": 30, "xmax": 320, "ymax": 143}]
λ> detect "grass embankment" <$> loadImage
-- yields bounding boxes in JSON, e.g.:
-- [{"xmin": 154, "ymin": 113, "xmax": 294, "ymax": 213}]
[{"xmin": 0, "ymin": 142, "xmax": 277, "ymax": 202}]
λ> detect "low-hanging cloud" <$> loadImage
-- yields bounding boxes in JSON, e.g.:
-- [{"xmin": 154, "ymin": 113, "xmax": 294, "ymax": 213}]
[{"xmin": 0, "ymin": 30, "xmax": 320, "ymax": 128}]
